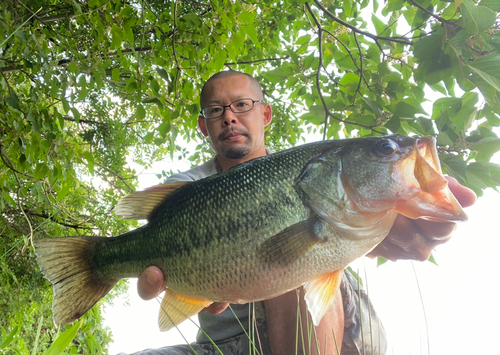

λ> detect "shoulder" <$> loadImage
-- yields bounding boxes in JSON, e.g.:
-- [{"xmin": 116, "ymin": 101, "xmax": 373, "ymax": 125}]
[{"xmin": 166, "ymin": 158, "xmax": 219, "ymax": 182}]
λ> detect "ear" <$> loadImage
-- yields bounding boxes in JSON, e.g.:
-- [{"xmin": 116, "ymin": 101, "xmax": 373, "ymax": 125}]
[
  {"xmin": 263, "ymin": 103, "xmax": 272, "ymax": 127},
  {"xmin": 198, "ymin": 116, "xmax": 209, "ymax": 137}
]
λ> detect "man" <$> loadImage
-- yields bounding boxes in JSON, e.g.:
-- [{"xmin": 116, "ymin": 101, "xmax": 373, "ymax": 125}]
[{"xmin": 133, "ymin": 70, "xmax": 476, "ymax": 355}]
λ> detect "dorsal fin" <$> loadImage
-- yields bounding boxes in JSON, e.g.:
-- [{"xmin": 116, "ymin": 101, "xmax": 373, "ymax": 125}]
[{"xmin": 114, "ymin": 182, "xmax": 190, "ymax": 220}]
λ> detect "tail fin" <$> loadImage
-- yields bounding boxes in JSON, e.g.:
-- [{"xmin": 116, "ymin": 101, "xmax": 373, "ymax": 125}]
[{"xmin": 35, "ymin": 236, "xmax": 118, "ymax": 327}]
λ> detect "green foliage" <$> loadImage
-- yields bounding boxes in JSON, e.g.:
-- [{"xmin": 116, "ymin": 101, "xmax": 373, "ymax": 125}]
[{"xmin": 0, "ymin": 0, "xmax": 499, "ymax": 352}]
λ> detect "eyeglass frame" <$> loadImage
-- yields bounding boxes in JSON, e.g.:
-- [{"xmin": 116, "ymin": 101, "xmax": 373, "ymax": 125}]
[{"xmin": 200, "ymin": 98, "xmax": 266, "ymax": 119}]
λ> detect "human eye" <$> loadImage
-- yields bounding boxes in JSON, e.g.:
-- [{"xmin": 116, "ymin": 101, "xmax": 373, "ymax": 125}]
[
  {"xmin": 234, "ymin": 100, "xmax": 251, "ymax": 109},
  {"xmin": 210, "ymin": 106, "xmax": 222, "ymax": 114}
]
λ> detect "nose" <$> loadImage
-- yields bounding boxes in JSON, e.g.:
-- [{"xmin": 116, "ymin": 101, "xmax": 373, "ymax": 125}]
[{"xmin": 221, "ymin": 107, "xmax": 238, "ymax": 126}]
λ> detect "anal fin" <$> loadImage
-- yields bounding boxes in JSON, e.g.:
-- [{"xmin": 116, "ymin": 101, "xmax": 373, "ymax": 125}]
[
  {"xmin": 304, "ymin": 269, "xmax": 343, "ymax": 326},
  {"xmin": 158, "ymin": 289, "xmax": 212, "ymax": 332}
]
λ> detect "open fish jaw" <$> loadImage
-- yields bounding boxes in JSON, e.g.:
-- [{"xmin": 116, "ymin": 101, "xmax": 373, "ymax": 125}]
[{"xmin": 392, "ymin": 136, "xmax": 467, "ymax": 222}]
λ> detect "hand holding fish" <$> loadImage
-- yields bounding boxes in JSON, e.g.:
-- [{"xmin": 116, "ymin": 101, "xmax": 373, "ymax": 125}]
[
  {"xmin": 367, "ymin": 176, "xmax": 476, "ymax": 261},
  {"xmin": 138, "ymin": 266, "xmax": 230, "ymax": 314}
]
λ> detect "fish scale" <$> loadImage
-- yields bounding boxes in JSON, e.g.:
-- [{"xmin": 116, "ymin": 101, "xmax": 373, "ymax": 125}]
[{"xmin": 35, "ymin": 135, "xmax": 467, "ymax": 330}]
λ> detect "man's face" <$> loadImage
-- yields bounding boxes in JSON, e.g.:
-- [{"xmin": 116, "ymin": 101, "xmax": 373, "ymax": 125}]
[{"xmin": 198, "ymin": 75, "xmax": 272, "ymax": 160}]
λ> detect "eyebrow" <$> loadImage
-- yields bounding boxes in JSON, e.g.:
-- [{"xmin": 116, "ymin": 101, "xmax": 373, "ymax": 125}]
[{"xmin": 205, "ymin": 95, "xmax": 250, "ymax": 105}]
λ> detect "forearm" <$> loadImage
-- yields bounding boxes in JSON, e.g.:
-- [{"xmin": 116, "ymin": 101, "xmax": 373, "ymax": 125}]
[{"xmin": 264, "ymin": 286, "xmax": 343, "ymax": 355}]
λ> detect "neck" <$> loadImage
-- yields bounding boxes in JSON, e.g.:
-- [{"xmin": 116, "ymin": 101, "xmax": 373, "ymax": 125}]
[{"xmin": 216, "ymin": 147, "xmax": 268, "ymax": 171}]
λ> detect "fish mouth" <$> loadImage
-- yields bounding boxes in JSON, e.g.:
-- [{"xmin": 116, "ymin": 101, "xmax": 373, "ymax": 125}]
[{"xmin": 393, "ymin": 136, "xmax": 468, "ymax": 222}]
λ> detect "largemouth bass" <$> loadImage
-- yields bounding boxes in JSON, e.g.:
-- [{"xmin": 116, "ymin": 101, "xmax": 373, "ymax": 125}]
[{"xmin": 35, "ymin": 134, "xmax": 466, "ymax": 331}]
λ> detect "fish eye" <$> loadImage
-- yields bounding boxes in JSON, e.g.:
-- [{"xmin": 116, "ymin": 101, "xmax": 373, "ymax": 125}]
[{"xmin": 374, "ymin": 139, "xmax": 398, "ymax": 156}]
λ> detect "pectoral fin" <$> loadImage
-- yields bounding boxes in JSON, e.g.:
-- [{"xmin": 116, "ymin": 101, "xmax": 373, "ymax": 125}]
[
  {"xmin": 158, "ymin": 289, "xmax": 212, "ymax": 331},
  {"xmin": 258, "ymin": 217, "xmax": 325, "ymax": 266},
  {"xmin": 304, "ymin": 269, "xmax": 343, "ymax": 326}
]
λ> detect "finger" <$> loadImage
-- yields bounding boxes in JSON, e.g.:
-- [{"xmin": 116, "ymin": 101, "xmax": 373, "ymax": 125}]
[
  {"xmin": 367, "ymin": 240, "xmax": 407, "ymax": 262},
  {"xmin": 202, "ymin": 302, "xmax": 229, "ymax": 315},
  {"xmin": 445, "ymin": 176, "xmax": 477, "ymax": 208},
  {"xmin": 414, "ymin": 218, "xmax": 456, "ymax": 241},
  {"xmin": 137, "ymin": 266, "xmax": 166, "ymax": 300},
  {"xmin": 383, "ymin": 215, "xmax": 442, "ymax": 261}
]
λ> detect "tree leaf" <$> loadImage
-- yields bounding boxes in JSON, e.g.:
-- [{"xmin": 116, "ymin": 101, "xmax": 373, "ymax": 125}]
[
  {"xmin": 238, "ymin": 10, "xmax": 256, "ymax": 25},
  {"xmin": 371, "ymin": 14, "xmax": 386, "ymax": 35},
  {"xmin": 441, "ymin": 155, "xmax": 467, "ymax": 183},
  {"xmin": 137, "ymin": 104, "xmax": 146, "ymax": 119},
  {"xmin": 479, "ymin": 0, "xmax": 500, "ymax": 11},
  {"xmin": 468, "ymin": 54, "xmax": 500, "ymax": 92},
  {"xmin": 5, "ymin": 91, "xmax": 20, "ymax": 109},
  {"xmin": 83, "ymin": 151, "xmax": 95, "ymax": 174},
  {"xmin": 466, "ymin": 162, "xmax": 496, "ymax": 191},
  {"xmin": 460, "ymin": 0, "xmax": 497, "ymax": 33},
  {"xmin": 156, "ymin": 68, "xmax": 169, "ymax": 81},
  {"xmin": 266, "ymin": 69, "xmax": 288, "ymax": 83},
  {"xmin": 43, "ymin": 320, "xmax": 82, "ymax": 355},
  {"xmin": 471, "ymin": 137, "xmax": 500, "ymax": 156},
  {"xmin": 112, "ymin": 68, "xmax": 120, "ymax": 82},
  {"xmin": 241, "ymin": 25, "xmax": 261, "ymax": 48}
]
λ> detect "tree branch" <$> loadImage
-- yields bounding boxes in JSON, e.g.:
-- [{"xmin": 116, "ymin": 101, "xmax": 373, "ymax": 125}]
[
  {"xmin": 406, "ymin": 0, "xmax": 449, "ymax": 26},
  {"xmin": 1, "ymin": 46, "xmax": 153, "ymax": 73},
  {"xmin": 351, "ymin": 32, "xmax": 363, "ymax": 105},
  {"xmin": 312, "ymin": 0, "xmax": 413, "ymax": 46},
  {"xmin": 95, "ymin": 162, "xmax": 135, "ymax": 193},
  {"xmin": 305, "ymin": 3, "xmax": 329, "ymax": 140},
  {"xmin": 28, "ymin": 211, "xmax": 91, "ymax": 230},
  {"xmin": 225, "ymin": 56, "xmax": 291, "ymax": 66},
  {"xmin": 305, "ymin": 3, "xmax": 384, "ymax": 136},
  {"xmin": 62, "ymin": 115, "xmax": 100, "ymax": 125},
  {"xmin": 0, "ymin": 144, "xmax": 34, "ymax": 179}
]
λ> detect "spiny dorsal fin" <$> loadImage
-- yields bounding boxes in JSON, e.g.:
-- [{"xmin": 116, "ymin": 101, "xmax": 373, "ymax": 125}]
[
  {"xmin": 115, "ymin": 182, "xmax": 190, "ymax": 220},
  {"xmin": 257, "ymin": 217, "xmax": 323, "ymax": 266},
  {"xmin": 304, "ymin": 269, "xmax": 343, "ymax": 326},
  {"xmin": 158, "ymin": 289, "xmax": 212, "ymax": 332}
]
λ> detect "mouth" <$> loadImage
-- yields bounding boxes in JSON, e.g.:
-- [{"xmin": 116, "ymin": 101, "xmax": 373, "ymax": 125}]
[
  {"xmin": 220, "ymin": 129, "xmax": 248, "ymax": 142},
  {"xmin": 394, "ymin": 136, "xmax": 468, "ymax": 222}
]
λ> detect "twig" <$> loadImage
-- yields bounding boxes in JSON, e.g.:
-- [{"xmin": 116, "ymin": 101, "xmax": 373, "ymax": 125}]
[
  {"xmin": 95, "ymin": 162, "xmax": 135, "ymax": 192},
  {"xmin": 16, "ymin": 173, "xmax": 34, "ymax": 247},
  {"xmin": 225, "ymin": 56, "xmax": 291, "ymax": 65},
  {"xmin": 172, "ymin": 0, "xmax": 181, "ymax": 71},
  {"xmin": 312, "ymin": 0, "xmax": 413, "ymax": 45},
  {"xmin": 351, "ymin": 32, "xmax": 363, "ymax": 105},
  {"xmin": 0, "ymin": 144, "xmax": 34, "ymax": 178},
  {"xmin": 305, "ymin": 3, "xmax": 329, "ymax": 140},
  {"xmin": 305, "ymin": 3, "xmax": 383, "ymax": 135},
  {"xmin": 27, "ymin": 211, "xmax": 91, "ymax": 230},
  {"xmin": 406, "ymin": 0, "xmax": 449, "ymax": 26},
  {"xmin": 323, "ymin": 29, "xmax": 360, "ymax": 71},
  {"xmin": 1, "ymin": 46, "xmax": 155, "ymax": 73}
]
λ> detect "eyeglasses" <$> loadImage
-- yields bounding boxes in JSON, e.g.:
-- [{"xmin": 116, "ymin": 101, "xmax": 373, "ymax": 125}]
[{"xmin": 200, "ymin": 98, "xmax": 266, "ymax": 119}]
